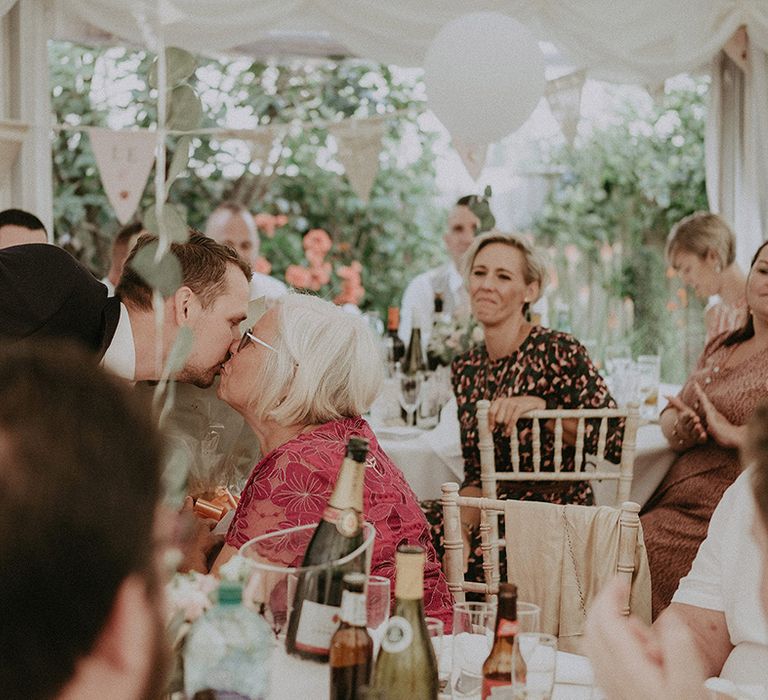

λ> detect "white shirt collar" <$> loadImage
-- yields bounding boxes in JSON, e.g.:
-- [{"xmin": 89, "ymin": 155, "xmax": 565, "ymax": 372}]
[
  {"xmin": 447, "ymin": 262, "xmax": 464, "ymax": 292},
  {"xmin": 100, "ymin": 303, "xmax": 135, "ymax": 381}
]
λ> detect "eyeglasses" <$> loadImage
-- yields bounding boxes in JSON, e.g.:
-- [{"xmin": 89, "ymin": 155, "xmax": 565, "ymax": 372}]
[{"xmin": 237, "ymin": 328, "xmax": 278, "ymax": 354}]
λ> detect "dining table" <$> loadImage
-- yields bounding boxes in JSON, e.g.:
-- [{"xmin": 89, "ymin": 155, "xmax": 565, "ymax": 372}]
[
  {"xmin": 373, "ymin": 387, "xmax": 681, "ymax": 507},
  {"xmin": 267, "ymin": 635, "xmax": 597, "ymax": 699}
]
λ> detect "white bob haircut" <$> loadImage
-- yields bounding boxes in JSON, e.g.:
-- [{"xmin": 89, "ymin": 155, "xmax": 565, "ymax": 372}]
[{"xmin": 254, "ymin": 293, "xmax": 385, "ymax": 426}]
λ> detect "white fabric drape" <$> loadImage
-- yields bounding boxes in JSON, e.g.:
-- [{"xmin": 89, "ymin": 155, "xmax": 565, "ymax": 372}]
[{"xmin": 706, "ymin": 46, "xmax": 768, "ymax": 271}]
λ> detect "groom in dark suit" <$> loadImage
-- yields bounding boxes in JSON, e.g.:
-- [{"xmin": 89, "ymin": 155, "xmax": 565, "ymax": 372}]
[{"xmin": 0, "ymin": 232, "xmax": 251, "ymax": 386}]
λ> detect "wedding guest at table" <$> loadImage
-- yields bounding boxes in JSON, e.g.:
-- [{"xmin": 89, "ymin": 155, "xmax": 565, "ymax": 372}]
[
  {"xmin": 0, "ymin": 207, "xmax": 47, "ymax": 248},
  {"xmin": 666, "ymin": 211, "xmax": 747, "ymax": 342},
  {"xmin": 587, "ymin": 400, "xmax": 768, "ymax": 698},
  {"xmin": 205, "ymin": 201, "xmax": 287, "ymax": 303},
  {"xmin": 100, "ymin": 221, "xmax": 144, "ymax": 295},
  {"xmin": 643, "ymin": 240, "xmax": 768, "ymax": 618},
  {"xmin": 211, "ymin": 292, "xmax": 454, "ymax": 623},
  {"xmin": 422, "ymin": 231, "xmax": 619, "ymax": 581},
  {"xmin": 0, "ymin": 342, "xmax": 169, "ymax": 700},
  {"xmin": 0, "ymin": 232, "xmax": 251, "ymax": 387}
]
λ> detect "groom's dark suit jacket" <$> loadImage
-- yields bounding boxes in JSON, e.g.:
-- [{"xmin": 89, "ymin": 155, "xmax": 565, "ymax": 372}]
[{"xmin": 0, "ymin": 244, "xmax": 121, "ymax": 358}]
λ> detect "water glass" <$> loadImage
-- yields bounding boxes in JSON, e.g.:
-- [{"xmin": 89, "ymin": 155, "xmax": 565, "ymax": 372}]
[
  {"xmin": 425, "ymin": 617, "xmax": 450, "ymax": 693},
  {"xmin": 366, "ymin": 575, "xmax": 391, "ymax": 655},
  {"xmin": 512, "ymin": 633, "xmax": 557, "ymax": 699},
  {"xmin": 417, "ymin": 372, "xmax": 441, "ymax": 429},
  {"xmin": 636, "ymin": 354, "xmax": 661, "ymax": 420},
  {"xmin": 516, "ymin": 601, "xmax": 541, "ymax": 633},
  {"xmin": 451, "ymin": 601, "xmax": 497, "ymax": 699}
]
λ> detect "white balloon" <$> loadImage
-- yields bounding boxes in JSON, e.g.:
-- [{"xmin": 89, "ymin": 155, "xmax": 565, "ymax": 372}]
[{"xmin": 424, "ymin": 12, "xmax": 546, "ymax": 144}]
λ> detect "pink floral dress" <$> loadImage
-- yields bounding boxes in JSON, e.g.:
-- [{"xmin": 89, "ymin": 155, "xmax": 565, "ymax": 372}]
[{"xmin": 227, "ymin": 416, "xmax": 454, "ymax": 624}]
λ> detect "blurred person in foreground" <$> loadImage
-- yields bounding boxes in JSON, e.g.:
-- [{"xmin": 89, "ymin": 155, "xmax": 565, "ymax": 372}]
[
  {"xmin": 0, "ymin": 342, "xmax": 169, "ymax": 700},
  {"xmin": 642, "ymin": 240, "xmax": 768, "ymax": 618},
  {"xmin": 101, "ymin": 221, "xmax": 144, "ymax": 295},
  {"xmin": 587, "ymin": 400, "xmax": 768, "ymax": 699},
  {"xmin": 205, "ymin": 201, "xmax": 287, "ymax": 303},
  {"xmin": 208, "ymin": 293, "xmax": 454, "ymax": 623},
  {"xmin": 0, "ymin": 207, "xmax": 47, "ymax": 248},
  {"xmin": 666, "ymin": 211, "xmax": 747, "ymax": 343}
]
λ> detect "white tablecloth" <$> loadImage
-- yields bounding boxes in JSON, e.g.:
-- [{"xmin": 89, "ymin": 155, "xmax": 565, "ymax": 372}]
[
  {"xmin": 268, "ymin": 636, "xmax": 595, "ymax": 699},
  {"xmin": 376, "ymin": 388, "xmax": 681, "ymax": 508}
]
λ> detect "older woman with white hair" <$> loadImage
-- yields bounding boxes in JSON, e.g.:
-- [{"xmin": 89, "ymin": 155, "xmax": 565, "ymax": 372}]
[{"xmin": 212, "ymin": 293, "xmax": 453, "ymax": 622}]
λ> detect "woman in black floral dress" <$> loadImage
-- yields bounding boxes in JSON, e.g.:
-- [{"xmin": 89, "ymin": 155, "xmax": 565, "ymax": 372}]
[{"xmin": 422, "ymin": 231, "xmax": 619, "ymax": 584}]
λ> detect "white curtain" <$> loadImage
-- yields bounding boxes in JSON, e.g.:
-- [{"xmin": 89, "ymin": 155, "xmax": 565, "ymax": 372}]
[{"xmin": 706, "ymin": 45, "xmax": 768, "ymax": 271}]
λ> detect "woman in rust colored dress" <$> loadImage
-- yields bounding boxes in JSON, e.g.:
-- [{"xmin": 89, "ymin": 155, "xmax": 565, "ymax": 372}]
[{"xmin": 644, "ymin": 240, "xmax": 768, "ymax": 618}]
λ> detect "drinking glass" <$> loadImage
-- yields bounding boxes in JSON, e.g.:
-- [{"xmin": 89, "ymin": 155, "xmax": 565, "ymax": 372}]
[
  {"xmin": 604, "ymin": 343, "xmax": 631, "ymax": 378},
  {"xmin": 417, "ymin": 372, "xmax": 441, "ymax": 429},
  {"xmin": 366, "ymin": 575, "xmax": 391, "ymax": 655},
  {"xmin": 425, "ymin": 617, "xmax": 449, "ymax": 694},
  {"xmin": 636, "ymin": 354, "xmax": 661, "ymax": 420},
  {"xmin": 516, "ymin": 601, "xmax": 541, "ymax": 633},
  {"xmin": 451, "ymin": 601, "xmax": 497, "ymax": 699},
  {"xmin": 398, "ymin": 373, "xmax": 423, "ymax": 427},
  {"xmin": 512, "ymin": 633, "xmax": 557, "ymax": 700}
]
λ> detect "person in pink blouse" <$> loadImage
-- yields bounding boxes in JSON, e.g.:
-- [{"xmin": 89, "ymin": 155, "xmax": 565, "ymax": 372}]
[
  {"xmin": 666, "ymin": 212, "xmax": 747, "ymax": 343},
  {"xmin": 211, "ymin": 293, "xmax": 454, "ymax": 624}
]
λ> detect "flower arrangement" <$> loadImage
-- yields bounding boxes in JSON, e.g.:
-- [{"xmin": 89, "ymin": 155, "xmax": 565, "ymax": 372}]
[
  {"xmin": 426, "ymin": 315, "xmax": 484, "ymax": 368},
  {"xmin": 284, "ymin": 228, "xmax": 366, "ymax": 306}
]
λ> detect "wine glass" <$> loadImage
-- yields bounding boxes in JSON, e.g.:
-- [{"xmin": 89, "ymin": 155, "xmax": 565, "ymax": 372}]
[
  {"xmin": 512, "ymin": 632, "xmax": 557, "ymax": 699},
  {"xmin": 398, "ymin": 374, "xmax": 423, "ymax": 427},
  {"xmin": 636, "ymin": 354, "xmax": 661, "ymax": 420},
  {"xmin": 366, "ymin": 575, "xmax": 390, "ymax": 655},
  {"xmin": 424, "ymin": 617, "xmax": 449, "ymax": 694}
]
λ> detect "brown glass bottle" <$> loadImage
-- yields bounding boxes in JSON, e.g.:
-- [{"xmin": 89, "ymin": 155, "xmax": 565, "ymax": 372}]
[
  {"xmin": 481, "ymin": 583, "xmax": 518, "ymax": 699},
  {"xmin": 330, "ymin": 573, "xmax": 374, "ymax": 700},
  {"xmin": 386, "ymin": 307, "xmax": 406, "ymax": 365}
]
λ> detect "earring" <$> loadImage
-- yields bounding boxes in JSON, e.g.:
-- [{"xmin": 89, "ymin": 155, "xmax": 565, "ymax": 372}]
[
  {"xmin": 523, "ymin": 298, "xmax": 530, "ymax": 303},
  {"xmin": 715, "ymin": 263, "xmax": 722, "ymax": 273}
]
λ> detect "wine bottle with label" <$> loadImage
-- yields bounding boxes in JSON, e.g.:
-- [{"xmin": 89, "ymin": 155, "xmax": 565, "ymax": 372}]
[
  {"xmin": 481, "ymin": 583, "xmax": 518, "ymax": 699},
  {"xmin": 285, "ymin": 436, "xmax": 370, "ymax": 662},
  {"xmin": 370, "ymin": 545, "xmax": 438, "ymax": 699},
  {"xmin": 330, "ymin": 572, "xmax": 374, "ymax": 700}
]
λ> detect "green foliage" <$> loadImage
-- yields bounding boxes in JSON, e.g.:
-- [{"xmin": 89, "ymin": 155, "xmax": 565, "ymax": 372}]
[
  {"xmin": 532, "ymin": 79, "xmax": 710, "ymax": 382},
  {"xmin": 49, "ymin": 42, "xmax": 444, "ymax": 314}
]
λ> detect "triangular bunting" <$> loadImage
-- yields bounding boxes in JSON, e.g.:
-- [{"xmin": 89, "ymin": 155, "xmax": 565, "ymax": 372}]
[
  {"xmin": 453, "ymin": 138, "xmax": 488, "ymax": 180},
  {"xmin": 90, "ymin": 128, "xmax": 157, "ymax": 224},
  {"xmin": 546, "ymin": 70, "xmax": 586, "ymax": 146},
  {"xmin": 328, "ymin": 119, "xmax": 385, "ymax": 203}
]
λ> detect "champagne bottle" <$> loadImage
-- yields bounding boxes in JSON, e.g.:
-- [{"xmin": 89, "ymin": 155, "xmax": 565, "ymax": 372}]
[
  {"xmin": 386, "ymin": 307, "xmax": 406, "ymax": 366},
  {"xmin": 330, "ymin": 573, "xmax": 374, "ymax": 700},
  {"xmin": 426, "ymin": 294, "xmax": 447, "ymax": 371},
  {"xmin": 402, "ymin": 315, "xmax": 427, "ymax": 376},
  {"xmin": 285, "ymin": 436, "xmax": 370, "ymax": 661},
  {"xmin": 481, "ymin": 583, "xmax": 518, "ymax": 699},
  {"xmin": 371, "ymin": 545, "xmax": 438, "ymax": 699}
]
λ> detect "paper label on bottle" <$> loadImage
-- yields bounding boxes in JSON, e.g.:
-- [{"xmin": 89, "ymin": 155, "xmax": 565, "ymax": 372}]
[
  {"xmin": 481, "ymin": 678, "xmax": 514, "ymax": 699},
  {"xmin": 323, "ymin": 506, "xmax": 363, "ymax": 537},
  {"xmin": 380, "ymin": 616, "xmax": 413, "ymax": 654},
  {"xmin": 294, "ymin": 599, "xmax": 341, "ymax": 655},
  {"xmin": 340, "ymin": 590, "xmax": 368, "ymax": 627},
  {"xmin": 497, "ymin": 619, "xmax": 518, "ymax": 637}
]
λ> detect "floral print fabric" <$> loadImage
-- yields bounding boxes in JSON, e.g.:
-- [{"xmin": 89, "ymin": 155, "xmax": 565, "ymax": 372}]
[{"xmin": 227, "ymin": 416, "xmax": 454, "ymax": 623}]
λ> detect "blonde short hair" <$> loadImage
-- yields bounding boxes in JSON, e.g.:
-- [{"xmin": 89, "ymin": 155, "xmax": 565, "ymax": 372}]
[
  {"xmin": 666, "ymin": 212, "xmax": 736, "ymax": 268},
  {"xmin": 461, "ymin": 230, "xmax": 549, "ymax": 303},
  {"xmin": 253, "ymin": 293, "xmax": 384, "ymax": 426}
]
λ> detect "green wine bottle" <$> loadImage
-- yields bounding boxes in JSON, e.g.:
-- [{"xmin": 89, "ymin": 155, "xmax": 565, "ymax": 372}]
[
  {"xmin": 370, "ymin": 545, "xmax": 439, "ymax": 699},
  {"xmin": 285, "ymin": 436, "xmax": 370, "ymax": 662}
]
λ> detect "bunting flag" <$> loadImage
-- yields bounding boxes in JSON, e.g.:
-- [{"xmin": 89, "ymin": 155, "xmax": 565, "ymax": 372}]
[
  {"xmin": 546, "ymin": 69, "xmax": 586, "ymax": 146},
  {"xmin": 453, "ymin": 138, "xmax": 488, "ymax": 180},
  {"xmin": 89, "ymin": 128, "xmax": 157, "ymax": 224},
  {"xmin": 328, "ymin": 119, "xmax": 385, "ymax": 203}
]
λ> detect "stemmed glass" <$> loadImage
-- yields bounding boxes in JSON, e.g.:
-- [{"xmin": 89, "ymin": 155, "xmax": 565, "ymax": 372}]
[
  {"xmin": 398, "ymin": 373, "xmax": 423, "ymax": 427},
  {"xmin": 365, "ymin": 575, "xmax": 390, "ymax": 656}
]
